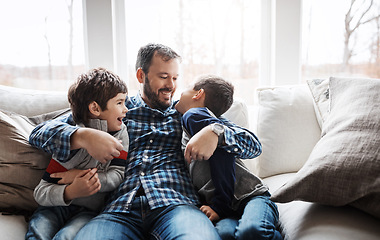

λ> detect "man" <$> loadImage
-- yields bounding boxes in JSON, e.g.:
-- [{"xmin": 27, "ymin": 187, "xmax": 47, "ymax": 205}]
[{"xmin": 29, "ymin": 43, "xmax": 261, "ymax": 239}]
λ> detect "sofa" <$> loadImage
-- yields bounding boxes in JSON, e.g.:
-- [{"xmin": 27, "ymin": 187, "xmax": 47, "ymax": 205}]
[{"xmin": 0, "ymin": 76, "xmax": 379, "ymax": 240}]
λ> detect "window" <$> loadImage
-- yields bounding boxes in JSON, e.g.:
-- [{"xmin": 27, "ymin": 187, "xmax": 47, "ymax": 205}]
[
  {"xmin": 302, "ymin": 0, "xmax": 380, "ymax": 81},
  {"xmin": 0, "ymin": 0, "xmax": 85, "ymax": 91},
  {"xmin": 124, "ymin": 0, "xmax": 261, "ymax": 105}
]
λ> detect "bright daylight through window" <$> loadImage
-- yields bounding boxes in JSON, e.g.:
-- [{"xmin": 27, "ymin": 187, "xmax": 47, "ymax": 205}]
[
  {"xmin": 124, "ymin": 0, "xmax": 261, "ymax": 105},
  {"xmin": 0, "ymin": 0, "xmax": 85, "ymax": 91},
  {"xmin": 302, "ymin": 0, "xmax": 380, "ymax": 81},
  {"xmin": 0, "ymin": 0, "xmax": 379, "ymax": 105}
]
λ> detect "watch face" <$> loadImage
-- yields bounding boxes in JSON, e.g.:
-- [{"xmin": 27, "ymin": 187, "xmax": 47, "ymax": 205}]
[{"xmin": 212, "ymin": 123, "xmax": 224, "ymax": 135}]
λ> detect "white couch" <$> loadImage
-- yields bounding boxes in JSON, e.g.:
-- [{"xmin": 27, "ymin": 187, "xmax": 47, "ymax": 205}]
[{"xmin": 0, "ymin": 81, "xmax": 379, "ymax": 240}]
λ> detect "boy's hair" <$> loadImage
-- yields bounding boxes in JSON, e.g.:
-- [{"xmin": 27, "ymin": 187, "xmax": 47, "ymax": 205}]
[
  {"xmin": 68, "ymin": 67, "xmax": 128, "ymax": 125},
  {"xmin": 193, "ymin": 75, "xmax": 234, "ymax": 117},
  {"xmin": 135, "ymin": 43, "xmax": 181, "ymax": 74}
]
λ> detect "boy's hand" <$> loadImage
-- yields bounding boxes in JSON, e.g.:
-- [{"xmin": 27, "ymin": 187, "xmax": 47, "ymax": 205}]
[
  {"xmin": 200, "ymin": 205, "xmax": 220, "ymax": 222},
  {"xmin": 184, "ymin": 125, "xmax": 218, "ymax": 163},
  {"xmin": 51, "ymin": 168, "xmax": 88, "ymax": 185},
  {"xmin": 64, "ymin": 168, "xmax": 101, "ymax": 202}
]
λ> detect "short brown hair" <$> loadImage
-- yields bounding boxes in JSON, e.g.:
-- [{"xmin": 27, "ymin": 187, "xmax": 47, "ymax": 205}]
[
  {"xmin": 193, "ymin": 75, "xmax": 234, "ymax": 117},
  {"xmin": 135, "ymin": 43, "xmax": 181, "ymax": 74},
  {"xmin": 68, "ymin": 67, "xmax": 128, "ymax": 125}
]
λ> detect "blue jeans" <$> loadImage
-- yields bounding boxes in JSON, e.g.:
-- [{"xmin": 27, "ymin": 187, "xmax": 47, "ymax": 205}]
[
  {"xmin": 74, "ymin": 196, "xmax": 221, "ymax": 240},
  {"xmin": 25, "ymin": 205, "xmax": 97, "ymax": 240},
  {"xmin": 215, "ymin": 193, "xmax": 283, "ymax": 240}
]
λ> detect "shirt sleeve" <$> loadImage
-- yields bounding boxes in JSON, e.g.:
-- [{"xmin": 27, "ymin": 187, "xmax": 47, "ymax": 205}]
[
  {"xmin": 29, "ymin": 113, "xmax": 79, "ymax": 162},
  {"xmin": 183, "ymin": 108, "xmax": 262, "ymax": 159},
  {"xmin": 33, "ymin": 179, "xmax": 69, "ymax": 206},
  {"xmin": 219, "ymin": 116, "xmax": 262, "ymax": 159},
  {"xmin": 97, "ymin": 165, "xmax": 125, "ymax": 192}
]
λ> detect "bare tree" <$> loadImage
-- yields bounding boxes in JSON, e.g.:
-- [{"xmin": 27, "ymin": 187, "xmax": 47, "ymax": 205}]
[
  {"xmin": 342, "ymin": 0, "xmax": 380, "ymax": 72},
  {"xmin": 371, "ymin": 16, "xmax": 380, "ymax": 77},
  {"xmin": 66, "ymin": 0, "xmax": 74, "ymax": 81},
  {"xmin": 44, "ymin": 17, "xmax": 53, "ymax": 80}
]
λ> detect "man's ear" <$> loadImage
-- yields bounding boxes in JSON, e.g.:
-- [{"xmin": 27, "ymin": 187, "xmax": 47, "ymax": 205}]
[
  {"xmin": 88, "ymin": 101, "xmax": 101, "ymax": 117},
  {"xmin": 136, "ymin": 68, "xmax": 145, "ymax": 84},
  {"xmin": 192, "ymin": 89, "xmax": 205, "ymax": 100}
]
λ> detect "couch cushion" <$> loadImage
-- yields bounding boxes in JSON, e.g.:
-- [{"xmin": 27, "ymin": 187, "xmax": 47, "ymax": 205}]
[
  {"xmin": 264, "ymin": 173, "xmax": 380, "ymax": 240},
  {"xmin": 0, "ymin": 109, "xmax": 70, "ymax": 212},
  {"xmin": 252, "ymin": 85, "xmax": 321, "ymax": 178},
  {"xmin": 271, "ymin": 77, "xmax": 380, "ymax": 219}
]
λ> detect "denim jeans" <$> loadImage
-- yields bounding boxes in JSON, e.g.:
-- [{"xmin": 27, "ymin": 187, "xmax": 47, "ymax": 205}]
[
  {"xmin": 74, "ymin": 196, "xmax": 221, "ymax": 240},
  {"xmin": 25, "ymin": 205, "xmax": 97, "ymax": 240},
  {"xmin": 215, "ymin": 192, "xmax": 283, "ymax": 240}
]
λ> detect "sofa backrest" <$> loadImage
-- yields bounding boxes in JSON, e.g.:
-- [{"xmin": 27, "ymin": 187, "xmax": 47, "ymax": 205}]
[
  {"xmin": 0, "ymin": 85, "xmax": 69, "ymax": 117},
  {"xmin": 248, "ymin": 84, "xmax": 321, "ymax": 178}
]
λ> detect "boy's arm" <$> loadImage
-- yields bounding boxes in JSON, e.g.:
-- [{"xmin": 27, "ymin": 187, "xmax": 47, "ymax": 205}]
[
  {"xmin": 97, "ymin": 165, "xmax": 124, "ymax": 192},
  {"xmin": 29, "ymin": 114, "xmax": 124, "ymax": 163},
  {"xmin": 34, "ymin": 179, "xmax": 69, "ymax": 206}
]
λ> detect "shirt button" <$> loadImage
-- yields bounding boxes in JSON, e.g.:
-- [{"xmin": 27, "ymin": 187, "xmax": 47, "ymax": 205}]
[
  {"xmin": 151, "ymin": 126, "xmax": 156, "ymax": 130},
  {"xmin": 140, "ymin": 172, "xmax": 145, "ymax": 176},
  {"xmin": 234, "ymin": 148, "xmax": 238, "ymax": 152},
  {"xmin": 149, "ymin": 139, "xmax": 153, "ymax": 143}
]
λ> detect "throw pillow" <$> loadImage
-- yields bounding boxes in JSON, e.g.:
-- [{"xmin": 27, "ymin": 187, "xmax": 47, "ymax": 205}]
[
  {"xmin": 271, "ymin": 77, "xmax": 380, "ymax": 219},
  {"xmin": 306, "ymin": 78, "xmax": 330, "ymax": 129},
  {"xmin": 0, "ymin": 108, "xmax": 70, "ymax": 212},
  {"xmin": 252, "ymin": 85, "xmax": 321, "ymax": 178}
]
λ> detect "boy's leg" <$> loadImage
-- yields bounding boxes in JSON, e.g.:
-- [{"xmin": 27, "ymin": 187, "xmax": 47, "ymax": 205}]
[
  {"xmin": 214, "ymin": 218, "xmax": 239, "ymax": 240},
  {"xmin": 25, "ymin": 206, "xmax": 71, "ymax": 240},
  {"xmin": 208, "ymin": 148, "xmax": 236, "ymax": 217},
  {"xmin": 226, "ymin": 193, "xmax": 283, "ymax": 240},
  {"xmin": 149, "ymin": 204, "xmax": 221, "ymax": 240},
  {"xmin": 54, "ymin": 208, "xmax": 97, "ymax": 240}
]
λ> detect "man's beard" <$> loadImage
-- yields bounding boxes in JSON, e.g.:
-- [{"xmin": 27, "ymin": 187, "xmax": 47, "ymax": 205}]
[{"xmin": 143, "ymin": 76, "xmax": 173, "ymax": 110}]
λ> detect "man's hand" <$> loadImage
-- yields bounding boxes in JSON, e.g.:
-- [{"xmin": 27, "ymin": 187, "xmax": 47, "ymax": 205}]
[
  {"xmin": 51, "ymin": 169, "xmax": 89, "ymax": 185},
  {"xmin": 200, "ymin": 205, "xmax": 220, "ymax": 222},
  {"xmin": 71, "ymin": 128, "xmax": 123, "ymax": 164},
  {"xmin": 184, "ymin": 125, "xmax": 218, "ymax": 163},
  {"xmin": 64, "ymin": 168, "xmax": 101, "ymax": 202}
]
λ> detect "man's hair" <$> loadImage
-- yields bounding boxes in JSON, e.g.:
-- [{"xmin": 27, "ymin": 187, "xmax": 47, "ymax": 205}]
[
  {"xmin": 68, "ymin": 67, "xmax": 128, "ymax": 125},
  {"xmin": 135, "ymin": 43, "xmax": 181, "ymax": 74},
  {"xmin": 193, "ymin": 75, "xmax": 234, "ymax": 117}
]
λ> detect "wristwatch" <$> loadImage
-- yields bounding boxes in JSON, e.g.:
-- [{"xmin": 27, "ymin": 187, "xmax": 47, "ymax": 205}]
[{"xmin": 211, "ymin": 123, "xmax": 225, "ymax": 145}]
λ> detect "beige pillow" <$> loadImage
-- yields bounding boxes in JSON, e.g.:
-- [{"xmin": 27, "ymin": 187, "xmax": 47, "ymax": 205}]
[
  {"xmin": 306, "ymin": 78, "xmax": 330, "ymax": 129},
  {"xmin": 271, "ymin": 77, "xmax": 380, "ymax": 219},
  {"xmin": 0, "ymin": 109, "xmax": 70, "ymax": 212},
  {"xmin": 252, "ymin": 85, "xmax": 321, "ymax": 178}
]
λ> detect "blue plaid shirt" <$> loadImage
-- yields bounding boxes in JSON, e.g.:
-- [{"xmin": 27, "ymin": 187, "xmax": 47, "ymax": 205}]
[{"xmin": 29, "ymin": 93, "xmax": 261, "ymax": 213}]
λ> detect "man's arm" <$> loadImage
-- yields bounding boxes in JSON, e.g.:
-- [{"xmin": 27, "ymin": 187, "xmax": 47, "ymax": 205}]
[
  {"xmin": 183, "ymin": 110, "xmax": 261, "ymax": 163},
  {"xmin": 29, "ymin": 114, "xmax": 124, "ymax": 164}
]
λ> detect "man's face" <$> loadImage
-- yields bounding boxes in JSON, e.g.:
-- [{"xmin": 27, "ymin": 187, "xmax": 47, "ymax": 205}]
[{"xmin": 141, "ymin": 54, "xmax": 180, "ymax": 110}]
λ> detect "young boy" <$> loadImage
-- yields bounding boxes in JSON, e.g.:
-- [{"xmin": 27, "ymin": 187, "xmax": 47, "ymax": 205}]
[
  {"xmin": 26, "ymin": 67, "xmax": 129, "ymax": 240},
  {"xmin": 175, "ymin": 75, "xmax": 282, "ymax": 239}
]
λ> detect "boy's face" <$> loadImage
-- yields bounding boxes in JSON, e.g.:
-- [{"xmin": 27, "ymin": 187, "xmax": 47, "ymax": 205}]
[
  {"xmin": 140, "ymin": 53, "xmax": 180, "ymax": 110},
  {"xmin": 175, "ymin": 87, "xmax": 199, "ymax": 114},
  {"xmin": 98, "ymin": 92, "xmax": 128, "ymax": 132}
]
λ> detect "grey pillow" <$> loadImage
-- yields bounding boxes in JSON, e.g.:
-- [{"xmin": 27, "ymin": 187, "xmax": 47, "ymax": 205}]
[
  {"xmin": 271, "ymin": 77, "xmax": 380, "ymax": 219},
  {"xmin": 0, "ymin": 108, "xmax": 70, "ymax": 212}
]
